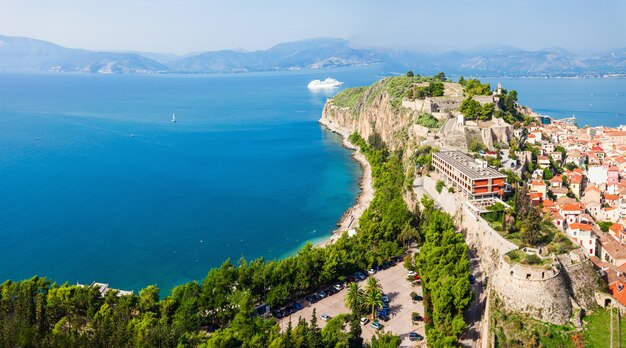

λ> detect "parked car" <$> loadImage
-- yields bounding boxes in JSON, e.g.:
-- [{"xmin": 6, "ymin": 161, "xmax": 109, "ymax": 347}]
[
  {"xmin": 293, "ymin": 302, "xmax": 302, "ymax": 311},
  {"xmin": 333, "ymin": 283, "xmax": 343, "ymax": 291},
  {"xmin": 407, "ymin": 271, "xmax": 416, "ymax": 276},
  {"xmin": 412, "ymin": 294, "xmax": 423, "ymax": 302},
  {"xmin": 320, "ymin": 314, "xmax": 331, "ymax": 321},
  {"xmin": 354, "ymin": 272, "xmax": 366, "ymax": 281},
  {"xmin": 368, "ymin": 268, "xmax": 376, "ymax": 275},
  {"xmin": 409, "ymin": 332, "xmax": 424, "ymax": 341},
  {"xmin": 326, "ymin": 287, "xmax": 337, "ymax": 295},
  {"xmin": 360, "ymin": 317, "xmax": 369, "ymax": 325},
  {"xmin": 378, "ymin": 314, "xmax": 390, "ymax": 322},
  {"xmin": 317, "ymin": 290, "xmax": 327, "ymax": 299},
  {"xmin": 469, "ymin": 274, "xmax": 476, "ymax": 285},
  {"xmin": 412, "ymin": 313, "xmax": 423, "ymax": 324},
  {"xmin": 382, "ymin": 294, "xmax": 389, "ymax": 303},
  {"xmin": 371, "ymin": 321, "xmax": 383, "ymax": 330}
]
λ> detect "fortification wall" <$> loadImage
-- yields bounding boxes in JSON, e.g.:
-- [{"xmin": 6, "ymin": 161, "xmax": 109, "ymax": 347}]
[
  {"xmin": 401, "ymin": 98, "xmax": 433, "ymax": 113},
  {"xmin": 558, "ymin": 251, "xmax": 601, "ymax": 309},
  {"xmin": 460, "ymin": 204, "xmax": 518, "ymax": 274},
  {"xmin": 491, "ymin": 260, "xmax": 572, "ymax": 325}
]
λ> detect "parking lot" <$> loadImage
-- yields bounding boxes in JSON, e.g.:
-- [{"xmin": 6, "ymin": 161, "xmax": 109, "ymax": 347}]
[{"xmin": 277, "ymin": 259, "xmax": 426, "ymax": 347}]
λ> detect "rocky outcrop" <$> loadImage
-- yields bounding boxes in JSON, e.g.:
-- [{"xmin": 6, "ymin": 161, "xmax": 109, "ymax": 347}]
[{"xmin": 322, "ymin": 92, "xmax": 416, "ymax": 154}]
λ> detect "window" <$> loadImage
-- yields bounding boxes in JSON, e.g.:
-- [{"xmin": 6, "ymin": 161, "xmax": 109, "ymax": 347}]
[
  {"xmin": 589, "ymin": 240, "xmax": 592, "ymax": 245},
  {"xmin": 590, "ymin": 249, "xmax": 593, "ymax": 255}
]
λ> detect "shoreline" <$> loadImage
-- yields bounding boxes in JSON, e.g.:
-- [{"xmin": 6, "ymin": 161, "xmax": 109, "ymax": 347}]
[{"xmin": 318, "ymin": 117, "xmax": 374, "ymax": 247}]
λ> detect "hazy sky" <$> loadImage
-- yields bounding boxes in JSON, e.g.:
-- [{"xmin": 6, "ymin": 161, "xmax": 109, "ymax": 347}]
[{"xmin": 0, "ymin": 0, "xmax": 624, "ymax": 54}]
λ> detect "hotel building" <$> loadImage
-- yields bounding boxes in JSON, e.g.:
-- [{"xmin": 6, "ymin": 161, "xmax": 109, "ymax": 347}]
[{"xmin": 432, "ymin": 150, "xmax": 506, "ymax": 199}]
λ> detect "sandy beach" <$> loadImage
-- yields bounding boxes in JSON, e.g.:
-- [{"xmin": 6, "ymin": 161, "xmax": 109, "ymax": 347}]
[{"xmin": 318, "ymin": 118, "xmax": 374, "ymax": 247}]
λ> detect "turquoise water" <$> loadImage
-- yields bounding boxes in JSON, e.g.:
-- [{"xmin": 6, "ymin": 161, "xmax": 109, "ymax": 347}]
[
  {"xmin": 2, "ymin": 68, "xmax": 625, "ymax": 294},
  {"xmin": 482, "ymin": 77, "xmax": 626, "ymax": 127},
  {"xmin": 0, "ymin": 68, "xmax": 381, "ymax": 293}
]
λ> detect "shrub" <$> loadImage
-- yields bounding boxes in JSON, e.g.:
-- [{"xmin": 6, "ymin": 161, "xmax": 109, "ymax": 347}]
[
  {"xmin": 436, "ymin": 180, "xmax": 445, "ymax": 193},
  {"xmin": 415, "ymin": 113, "xmax": 442, "ymax": 128},
  {"xmin": 522, "ymin": 254, "xmax": 542, "ymax": 265}
]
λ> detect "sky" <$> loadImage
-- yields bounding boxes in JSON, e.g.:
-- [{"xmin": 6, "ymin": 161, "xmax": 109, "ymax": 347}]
[{"xmin": 0, "ymin": 0, "xmax": 624, "ymax": 54}]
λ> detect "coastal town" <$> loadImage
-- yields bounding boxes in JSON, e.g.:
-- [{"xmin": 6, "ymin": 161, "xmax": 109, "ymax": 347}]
[
  {"xmin": 316, "ymin": 73, "xmax": 626, "ymax": 346},
  {"xmin": 509, "ymin": 119, "xmax": 626, "ymax": 306}
]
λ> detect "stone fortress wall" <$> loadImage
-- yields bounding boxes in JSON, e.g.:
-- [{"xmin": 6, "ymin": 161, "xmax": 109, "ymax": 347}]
[{"xmin": 420, "ymin": 175, "xmax": 598, "ymax": 325}]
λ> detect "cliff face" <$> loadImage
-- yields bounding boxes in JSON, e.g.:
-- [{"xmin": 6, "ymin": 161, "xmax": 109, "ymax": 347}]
[
  {"xmin": 320, "ymin": 79, "xmax": 515, "ymax": 158},
  {"xmin": 321, "ymin": 91, "xmax": 419, "ymax": 157}
]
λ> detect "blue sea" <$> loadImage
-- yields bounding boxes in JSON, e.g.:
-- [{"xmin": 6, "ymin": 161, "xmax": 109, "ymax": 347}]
[
  {"xmin": 1, "ymin": 67, "xmax": 625, "ymax": 294},
  {"xmin": 0, "ymin": 68, "xmax": 380, "ymax": 293},
  {"xmin": 482, "ymin": 77, "xmax": 626, "ymax": 127}
]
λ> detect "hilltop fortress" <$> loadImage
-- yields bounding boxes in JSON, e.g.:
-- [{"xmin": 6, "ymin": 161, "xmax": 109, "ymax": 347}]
[
  {"xmin": 320, "ymin": 75, "xmax": 603, "ymax": 328},
  {"xmin": 321, "ymin": 79, "xmax": 515, "ymax": 162}
]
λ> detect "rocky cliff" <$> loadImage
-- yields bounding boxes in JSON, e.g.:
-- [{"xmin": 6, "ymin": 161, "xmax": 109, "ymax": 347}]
[{"xmin": 320, "ymin": 77, "xmax": 515, "ymax": 157}]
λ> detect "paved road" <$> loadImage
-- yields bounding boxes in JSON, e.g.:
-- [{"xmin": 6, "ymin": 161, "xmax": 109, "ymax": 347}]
[
  {"xmin": 459, "ymin": 248, "xmax": 488, "ymax": 347},
  {"xmin": 278, "ymin": 260, "xmax": 427, "ymax": 347}
]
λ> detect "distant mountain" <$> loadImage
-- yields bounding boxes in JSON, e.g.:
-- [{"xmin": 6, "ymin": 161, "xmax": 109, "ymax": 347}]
[
  {"xmin": 168, "ymin": 38, "xmax": 382, "ymax": 73},
  {"xmin": 1, "ymin": 34, "xmax": 625, "ymax": 76},
  {"xmin": 372, "ymin": 45, "xmax": 626, "ymax": 77},
  {"xmin": 0, "ymin": 35, "xmax": 169, "ymax": 73}
]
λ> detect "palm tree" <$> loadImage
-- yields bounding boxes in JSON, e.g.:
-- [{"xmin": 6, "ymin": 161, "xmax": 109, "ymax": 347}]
[
  {"xmin": 344, "ymin": 282, "xmax": 364, "ymax": 315},
  {"xmin": 365, "ymin": 277, "xmax": 382, "ymax": 295},
  {"xmin": 364, "ymin": 288, "xmax": 383, "ymax": 320}
]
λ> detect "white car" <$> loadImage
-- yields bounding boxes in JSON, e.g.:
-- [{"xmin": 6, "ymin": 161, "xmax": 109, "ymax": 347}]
[
  {"xmin": 320, "ymin": 314, "xmax": 331, "ymax": 321},
  {"xmin": 407, "ymin": 271, "xmax": 416, "ymax": 276},
  {"xmin": 360, "ymin": 317, "xmax": 369, "ymax": 325},
  {"xmin": 368, "ymin": 268, "xmax": 376, "ymax": 275}
]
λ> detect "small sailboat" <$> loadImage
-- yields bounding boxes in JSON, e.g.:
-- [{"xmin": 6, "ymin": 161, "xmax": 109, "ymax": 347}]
[{"xmin": 171, "ymin": 113, "xmax": 176, "ymax": 123}]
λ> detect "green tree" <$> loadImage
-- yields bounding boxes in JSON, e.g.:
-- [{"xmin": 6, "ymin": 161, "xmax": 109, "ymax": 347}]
[
  {"xmin": 436, "ymin": 179, "xmax": 445, "ymax": 193},
  {"xmin": 406, "ymin": 70, "xmax": 414, "ymax": 77},
  {"xmin": 479, "ymin": 102, "xmax": 495, "ymax": 121},
  {"xmin": 344, "ymin": 282, "xmax": 364, "ymax": 315},
  {"xmin": 598, "ymin": 221, "xmax": 613, "ymax": 232},
  {"xmin": 459, "ymin": 97, "xmax": 481, "ymax": 120},
  {"xmin": 347, "ymin": 316, "xmax": 363, "ymax": 348},
  {"xmin": 543, "ymin": 168, "xmax": 554, "ymax": 180},
  {"xmin": 307, "ymin": 309, "xmax": 324, "ymax": 348},
  {"xmin": 435, "ymin": 71, "xmax": 446, "ymax": 81},
  {"xmin": 370, "ymin": 331, "xmax": 401, "ymax": 347},
  {"xmin": 464, "ymin": 78, "xmax": 492, "ymax": 96},
  {"xmin": 364, "ymin": 290, "xmax": 383, "ymax": 320}
]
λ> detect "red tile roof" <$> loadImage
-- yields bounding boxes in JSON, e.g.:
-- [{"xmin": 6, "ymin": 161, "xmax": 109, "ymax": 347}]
[
  {"xmin": 569, "ymin": 222, "xmax": 593, "ymax": 231},
  {"xmin": 610, "ymin": 224, "xmax": 624, "ymax": 234},
  {"xmin": 609, "ymin": 281, "xmax": 626, "ymax": 307}
]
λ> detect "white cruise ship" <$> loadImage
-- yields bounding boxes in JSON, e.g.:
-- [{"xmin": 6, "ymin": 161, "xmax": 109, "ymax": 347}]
[{"xmin": 307, "ymin": 78, "xmax": 343, "ymax": 89}]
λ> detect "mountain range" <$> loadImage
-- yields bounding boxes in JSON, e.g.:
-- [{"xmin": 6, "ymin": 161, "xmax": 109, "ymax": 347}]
[{"xmin": 1, "ymin": 35, "xmax": 625, "ymax": 77}]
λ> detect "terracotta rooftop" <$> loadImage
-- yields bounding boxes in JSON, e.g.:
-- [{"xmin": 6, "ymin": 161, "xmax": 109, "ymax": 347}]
[
  {"xmin": 610, "ymin": 224, "xmax": 624, "ymax": 234},
  {"xmin": 561, "ymin": 202, "xmax": 585, "ymax": 211},
  {"xmin": 569, "ymin": 222, "xmax": 593, "ymax": 231}
]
